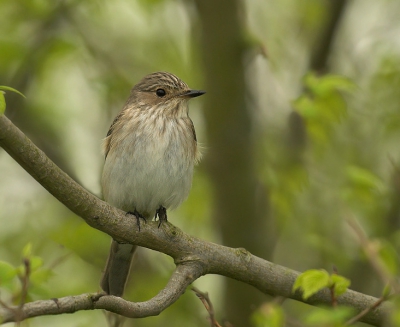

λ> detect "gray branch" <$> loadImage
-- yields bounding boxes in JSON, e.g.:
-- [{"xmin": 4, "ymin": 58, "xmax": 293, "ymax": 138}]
[
  {"xmin": 0, "ymin": 114, "xmax": 388, "ymax": 325},
  {"xmin": 0, "ymin": 264, "xmax": 201, "ymax": 322}
]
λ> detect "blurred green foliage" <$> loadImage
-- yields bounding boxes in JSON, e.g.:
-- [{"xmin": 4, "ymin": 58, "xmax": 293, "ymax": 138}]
[
  {"xmin": 251, "ymin": 302, "xmax": 285, "ymax": 327},
  {"xmin": 293, "ymin": 73, "xmax": 354, "ymax": 150},
  {"xmin": 0, "ymin": 243, "xmax": 53, "ymax": 305},
  {"xmin": 303, "ymin": 306, "xmax": 355, "ymax": 327}
]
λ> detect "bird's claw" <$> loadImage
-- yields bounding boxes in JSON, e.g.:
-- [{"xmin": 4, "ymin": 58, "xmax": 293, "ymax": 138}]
[
  {"xmin": 154, "ymin": 206, "xmax": 167, "ymax": 228},
  {"xmin": 126, "ymin": 210, "xmax": 146, "ymax": 231}
]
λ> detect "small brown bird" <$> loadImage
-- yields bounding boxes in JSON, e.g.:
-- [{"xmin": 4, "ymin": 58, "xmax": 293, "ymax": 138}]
[{"xmin": 100, "ymin": 72, "xmax": 205, "ymax": 297}]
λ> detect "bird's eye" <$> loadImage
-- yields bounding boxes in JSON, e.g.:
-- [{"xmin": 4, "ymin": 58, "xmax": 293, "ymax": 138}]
[{"xmin": 156, "ymin": 88, "xmax": 166, "ymax": 97}]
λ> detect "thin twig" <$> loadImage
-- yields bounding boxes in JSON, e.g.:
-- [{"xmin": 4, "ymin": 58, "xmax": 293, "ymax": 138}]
[
  {"xmin": 345, "ymin": 295, "xmax": 387, "ymax": 325},
  {"xmin": 12, "ymin": 258, "xmax": 32, "ymax": 325},
  {"xmin": 0, "ymin": 297, "xmax": 12, "ymax": 311},
  {"xmin": 19, "ymin": 258, "xmax": 31, "ymax": 310},
  {"xmin": 192, "ymin": 287, "xmax": 222, "ymax": 327},
  {"xmin": 48, "ymin": 253, "xmax": 71, "ymax": 270},
  {"xmin": 346, "ymin": 216, "xmax": 400, "ymax": 293}
]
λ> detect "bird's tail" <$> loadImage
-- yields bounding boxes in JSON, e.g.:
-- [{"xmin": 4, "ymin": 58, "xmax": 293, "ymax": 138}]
[{"xmin": 101, "ymin": 240, "xmax": 137, "ymax": 296}]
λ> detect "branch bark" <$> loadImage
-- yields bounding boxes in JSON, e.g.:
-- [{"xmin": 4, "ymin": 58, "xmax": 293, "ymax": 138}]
[
  {"xmin": 0, "ymin": 264, "xmax": 202, "ymax": 323},
  {"xmin": 0, "ymin": 114, "xmax": 388, "ymax": 325}
]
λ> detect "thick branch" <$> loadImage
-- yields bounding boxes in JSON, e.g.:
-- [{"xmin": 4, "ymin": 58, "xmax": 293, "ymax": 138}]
[{"xmin": 0, "ymin": 114, "xmax": 388, "ymax": 326}]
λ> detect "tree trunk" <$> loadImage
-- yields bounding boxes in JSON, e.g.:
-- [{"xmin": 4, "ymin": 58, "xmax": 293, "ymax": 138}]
[{"xmin": 194, "ymin": 0, "xmax": 272, "ymax": 325}]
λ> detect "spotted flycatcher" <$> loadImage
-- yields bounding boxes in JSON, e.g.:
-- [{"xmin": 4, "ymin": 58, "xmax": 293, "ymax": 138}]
[{"xmin": 100, "ymin": 72, "xmax": 205, "ymax": 297}]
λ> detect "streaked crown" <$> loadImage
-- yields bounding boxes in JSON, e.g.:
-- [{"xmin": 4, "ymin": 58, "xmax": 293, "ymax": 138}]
[{"xmin": 133, "ymin": 71, "xmax": 189, "ymax": 93}]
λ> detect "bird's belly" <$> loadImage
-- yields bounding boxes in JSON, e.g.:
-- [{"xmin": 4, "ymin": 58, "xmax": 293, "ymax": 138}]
[{"xmin": 102, "ymin": 135, "xmax": 194, "ymax": 218}]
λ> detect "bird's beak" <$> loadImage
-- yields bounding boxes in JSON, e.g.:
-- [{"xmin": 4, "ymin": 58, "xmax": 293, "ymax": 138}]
[{"xmin": 181, "ymin": 90, "xmax": 206, "ymax": 98}]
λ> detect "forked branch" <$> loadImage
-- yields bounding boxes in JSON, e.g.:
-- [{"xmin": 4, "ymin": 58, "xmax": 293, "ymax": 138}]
[{"xmin": 0, "ymin": 264, "xmax": 201, "ymax": 323}]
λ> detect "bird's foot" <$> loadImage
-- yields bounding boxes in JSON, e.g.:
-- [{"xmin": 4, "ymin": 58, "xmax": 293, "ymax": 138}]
[
  {"xmin": 154, "ymin": 206, "xmax": 167, "ymax": 228},
  {"xmin": 126, "ymin": 210, "xmax": 146, "ymax": 231}
]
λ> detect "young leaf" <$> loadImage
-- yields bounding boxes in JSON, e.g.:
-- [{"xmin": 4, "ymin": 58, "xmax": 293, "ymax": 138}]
[
  {"xmin": 346, "ymin": 165, "xmax": 384, "ymax": 191},
  {"xmin": 0, "ymin": 86, "xmax": 26, "ymax": 114},
  {"xmin": 0, "ymin": 86, "xmax": 26, "ymax": 98},
  {"xmin": 0, "ymin": 261, "xmax": 17, "ymax": 285},
  {"xmin": 22, "ymin": 243, "xmax": 33, "ymax": 258},
  {"xmin": 293, "ymin": 269, "xmax": 330, "ymax": 300},
  {"xmin": 30, "ymin": 256, "xmax": 44, "ymax": 271},
  {"xmin": 330, "ymin": 274, "xmax": 351, "ymax": 297}
]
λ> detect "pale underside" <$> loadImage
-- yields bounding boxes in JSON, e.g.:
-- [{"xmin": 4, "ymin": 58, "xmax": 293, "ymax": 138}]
[{"xmin": 102, "ymin": 107, "xmax": 199, "ymax": 218}]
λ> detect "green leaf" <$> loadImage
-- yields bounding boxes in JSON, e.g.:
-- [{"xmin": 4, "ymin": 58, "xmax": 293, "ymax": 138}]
[
  {"xmin": 22, "ymin": 243, "xmax": 32, "ymax": 258},
  {"xmin": 382, "ymin": 284, "xmax": 391, "ymax": 297},
  {"xmin": 292, "ymin": 96, "xmax": 319, "ymax": 119},
  {"xmin": 0, "ymin": 86, "xmax": 26, "ymax": 98},
  {"xmin": 292, "ymin": 72, "xmax": 354, "ymax": 154},
  {"xmin": 346, "ymin": 165, "xmax": 384, "ymax": 191},
  {"xmin": 29, "ymin": 256, "xmax": 44, "ymax": 271},
  {"xmin": 293, "ymin": 269, "xmax": 330, "ymax": 300},
  {"xmin": 330, "ymin": 274, "xmax": 351, "ymax": 297},
  {"xmin": 0, "ymin": 261, "xmax": 17, "ymax": 285},
  {"xmin": 304, "ymin": 72, "xmax": 356, "ymax": 95},
  {"xmin": 30, "ymin": 268, "xmax": 54, "ymax": 286},
  {"xmin": 0, "ymin": 86, "xmax": 25, "ymax": 114}
]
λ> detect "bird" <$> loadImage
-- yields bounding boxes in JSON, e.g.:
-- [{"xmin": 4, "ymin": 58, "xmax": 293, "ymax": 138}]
[{"xmin": 100, "ymin": 71, "xmax": 205, "ymax": 298}]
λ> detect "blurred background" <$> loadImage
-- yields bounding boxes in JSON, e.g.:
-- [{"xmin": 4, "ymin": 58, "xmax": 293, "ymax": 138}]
[{"xmin": 1, "ymin": 0, "xmax": 400, "ymax": 326}]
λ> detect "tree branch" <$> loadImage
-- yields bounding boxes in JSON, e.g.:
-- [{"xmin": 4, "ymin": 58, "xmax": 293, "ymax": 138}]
[
  {"xmin": 0, "ymin": 114, "xmax": 388, "ymax": 325},
  {"xmin": 0, "ymin": 264, "xmax": 201, "ymax": 323}
]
